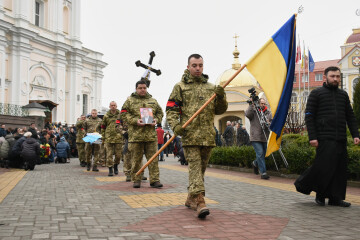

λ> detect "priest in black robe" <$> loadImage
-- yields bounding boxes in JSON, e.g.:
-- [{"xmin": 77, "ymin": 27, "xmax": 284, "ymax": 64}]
[{"xmin": 294, "ymin": 66, "xmax": 360, "ymax": 207}]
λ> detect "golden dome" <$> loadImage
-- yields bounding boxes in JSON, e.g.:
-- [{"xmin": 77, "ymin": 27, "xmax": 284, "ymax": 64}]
[
  {"xmin": 215, "ymin": 35, "xmax": 257, "ymax": 87},
  {"xmin": 215, "ymin": 68, "xmax": 257, "ymax": 87}
]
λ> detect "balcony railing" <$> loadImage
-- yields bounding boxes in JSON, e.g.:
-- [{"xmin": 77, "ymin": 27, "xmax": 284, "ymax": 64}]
[{"xmin": 0, "ymin": 103, "xmax": 29, "ymax": 116}]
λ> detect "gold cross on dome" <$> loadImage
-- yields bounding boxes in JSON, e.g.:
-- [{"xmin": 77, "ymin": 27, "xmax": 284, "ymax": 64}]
[{"xmin": 233, "ymin": 34, "xmax": 239, "ymax": 47}]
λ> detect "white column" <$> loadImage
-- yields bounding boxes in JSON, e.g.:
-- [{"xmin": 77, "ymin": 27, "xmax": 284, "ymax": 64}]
[
  {"xmin": 0, "ymin": 31, "xmax": 6, "ymax": 106},
  {"xmin": 14, "ymin": 0, "xmax": 30, "ymax": 28},
  {"xmin": 71, "ymin": 0, "xmax": 81, "ymax": 41},
  {"xmin": 55, "ymin": 0, "xmax": 63, "ymax": 34},
  {"xmin": 67, "ymin": 52, "xmax": 82, "ymax": 123},
  {"xmin": 54, "ymin": 47, "xmax": 67, "ymax": 122}
]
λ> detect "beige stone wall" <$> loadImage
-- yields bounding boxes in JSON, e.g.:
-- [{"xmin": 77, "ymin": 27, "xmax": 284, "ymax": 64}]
[
  {"xmin": 4, "ymin": 0, "xmax": 12, "ymax": 11},
  {"xmin": 31, "ymin": 41, "xmax": 56, "ymax": 54}
]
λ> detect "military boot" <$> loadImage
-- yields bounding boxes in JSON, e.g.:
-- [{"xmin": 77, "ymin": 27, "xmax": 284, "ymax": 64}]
[
  {"xmin": 114, "ymin": 164, "xmax": 119, "ymax": 175},
  {"xmin": 87, "ymin": 163, "xmax": 91, "ymax": 171},
  {"xmin": 195, "ymin": 193, "xmax": 210, "ymax": 218},
  {"xmin": 133, "ymin": 182, "xmax": 141, "ymax": 188},
  {"xmin": 108, "ymin": 167, "xmax": 114, "ymax": 176},
  {"xmin": 126, "ymin": 175, "xmax": 131, "ymax": 182},
  {"xmin": 150, "ymin": 181, "xmax": 163, "ymax": 188},
  {"xmin": 92, "ymin": 165, "xmax": 99, "ymax": 172},
  {"xmin": 185, "ymin": 193, "xmax": 196, "ymax": 210}
]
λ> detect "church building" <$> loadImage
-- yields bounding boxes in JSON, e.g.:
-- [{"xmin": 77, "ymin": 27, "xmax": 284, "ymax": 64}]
[
  {"xmin": 0, "ymin": 0, "xmax": 107, "ymax": 124},
  {"xmin": 214, "ymin": 37, "xmax": 261, "ymax": 133}
]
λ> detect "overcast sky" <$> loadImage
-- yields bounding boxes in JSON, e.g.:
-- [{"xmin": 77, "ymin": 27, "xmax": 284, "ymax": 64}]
[{"xmin": 80, "ymin": 0, "xmax": 360, "ymax": 112}]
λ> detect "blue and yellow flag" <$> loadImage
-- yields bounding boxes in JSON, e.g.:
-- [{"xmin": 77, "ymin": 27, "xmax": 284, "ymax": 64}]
[{"xmin": 246, "ymin": 14, "xmax": 296, "ymax": 156}]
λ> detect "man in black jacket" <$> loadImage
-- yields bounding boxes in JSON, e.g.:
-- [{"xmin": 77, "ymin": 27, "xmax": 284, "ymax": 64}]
[{"xmin": 295, "ymin": 66, "xmax": 360, "ymax": 207}]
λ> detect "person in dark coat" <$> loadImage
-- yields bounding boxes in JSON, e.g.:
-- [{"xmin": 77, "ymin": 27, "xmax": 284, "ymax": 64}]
[
  {"xmin": 237, "ymin": 125, "xmax": 250, "ymax": 146},
  {"xmin": 0, "ymin": 124, "xmax": 6, "ymax": 137},
  {"xmin": 56, "ymin": 137, "xmax": 70, "ymax": 163},
  {"xmin": 294, "ymin": 66, "xmax": 360, "ymax": 207},
  {"xmin": 68, "ymin": 128, "xmax": 77, "ymax": 157},
  {"xmin": 222, "ymin": 121, "xmax": 234, "ymax": 146},
  {"xmin": 21, "ymin": 132, "xmax": 40, "ymax": 170},
  {"xmin": 29, "ymin": 123, "xmax": 38, "ymax": 139},
  {"xmin": 214, "ymin": 126, "xmax": 222, "ymax": 147},
  {"xmin": 10, "ymin": 133, "xmax": 26, "ymax": 168},
  {"xmin": 44, "ymin": 121, "xmax": 51, "ymax": 130},
  {"xmin": 163, "ymin": 131, "xmax": 173, "ymax": 156}
]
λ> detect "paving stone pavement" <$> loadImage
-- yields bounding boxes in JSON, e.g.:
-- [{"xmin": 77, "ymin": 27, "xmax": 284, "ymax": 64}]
[{"xmin": 0, "ymin": 155, "xmax": 360, "ymax": 240}]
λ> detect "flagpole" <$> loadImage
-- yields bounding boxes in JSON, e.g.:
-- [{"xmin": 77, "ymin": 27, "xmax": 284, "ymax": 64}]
[
  {"xmin": 303, "ymin": 41, "xmax": 305, "ymax": 93},
  {"xmin": 136, "ymin": 64, "xmax": 248, "ymax": 176},
  {"xmin": 298, "ymin": 34, "xmax": 301, "ymax": 124},
  {"xmin": 307, "ymin": 48, "xmax": 310, "ymax": 93},
  {"xmin": 302, "ymin": 40, "xmax": 306, "ymax": 123}
]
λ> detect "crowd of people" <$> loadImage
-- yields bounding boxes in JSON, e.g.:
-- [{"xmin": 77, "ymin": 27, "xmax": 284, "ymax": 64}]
[
  {"xmin": 220, "ymin": 121, "xmax": 250, "ymax": 147},
  {"xmin": 0, "ymin": 122, "xmax": 75, "ymax": 170}
]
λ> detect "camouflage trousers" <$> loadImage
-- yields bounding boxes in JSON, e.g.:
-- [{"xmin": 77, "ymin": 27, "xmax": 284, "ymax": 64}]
[
  {"xmin": 76, "ymin": 143, "xmax": 86, "ymax": 163},
  {"xmin": 123, "ymin": 150, "xmax": 132, "ymax": 176},
  {"xmin": 183, "ymin": 146, "xmax": 213, "ymax": 196},
  {"xmin": 85, "ymin": 142, "xmax": 100, "ymax": 165},
  {"xmin": 105, "ymin": 142, "xmax": 122, "ymax": 167},
  {"xmin": 99, "ymin": 143, "xmax": 106, "ymax": 165},
  {"xmin": 128, "ymin": 141, "xmax": 159, "ymax": 184}
]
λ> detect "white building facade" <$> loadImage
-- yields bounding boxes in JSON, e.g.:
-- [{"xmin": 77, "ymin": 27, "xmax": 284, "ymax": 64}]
[{"xmin": 0, "ymin": 0, "xmax": 107, "ymax": 124}]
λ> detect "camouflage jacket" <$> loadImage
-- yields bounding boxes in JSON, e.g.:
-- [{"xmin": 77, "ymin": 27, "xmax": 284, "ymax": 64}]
[
  {"xmin": 84, "ymin": 116, "xmax": 101, "ymax": 135},
  {"xmin": 166, "ymin": 69, "xmax": 228, "ymax": 146},
  {"xmin": 120, "ymin": 92, "xmax": 163, "ymax": 143},
  {"xmin": 101, "ymin": 109, "xmax": 123, "ymax": 143},
  {"xmin": 75, "ymin": 120, "xmax": 86, "ymax": 143}
]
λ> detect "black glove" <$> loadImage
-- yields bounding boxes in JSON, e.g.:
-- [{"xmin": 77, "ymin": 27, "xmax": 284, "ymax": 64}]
[
  {"xmin": 174, "ymin": 125, "xmax": 185, "ymax": 136},
  {"xmin": 214, "ymin": 85, "xmax": 225, "ymax": 98}
]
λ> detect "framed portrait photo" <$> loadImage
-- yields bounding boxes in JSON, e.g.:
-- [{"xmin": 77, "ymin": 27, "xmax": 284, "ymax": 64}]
[{"xmin": 140, "ymin": 108, "xmax": 154, "ymax": 124}]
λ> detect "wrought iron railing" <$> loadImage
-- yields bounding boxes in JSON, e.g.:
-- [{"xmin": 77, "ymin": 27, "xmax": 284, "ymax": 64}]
[{"xmin": 0, "ymin": 103, "xmax": 29, "ymax": 116}]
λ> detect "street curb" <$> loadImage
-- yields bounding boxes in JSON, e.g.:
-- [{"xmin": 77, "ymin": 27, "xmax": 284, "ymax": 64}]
[{"xmin": 207, "ymin": 164, "xmax": 360, "ymax": 188}]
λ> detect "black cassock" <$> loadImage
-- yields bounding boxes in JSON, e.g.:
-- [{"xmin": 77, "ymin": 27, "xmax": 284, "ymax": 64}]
[{"xmin": 294, "ymin": 140, "xmax": 348, "ymax": 200}]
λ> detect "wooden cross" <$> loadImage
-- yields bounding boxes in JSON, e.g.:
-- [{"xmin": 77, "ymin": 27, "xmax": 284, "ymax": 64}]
[
  {"xmin": 233, "ymin": 34, "xmax": 239, "ymax": 47},
  {"xmin": 135, "ymin": 51, "xmax": 161, "ymax": 87}
]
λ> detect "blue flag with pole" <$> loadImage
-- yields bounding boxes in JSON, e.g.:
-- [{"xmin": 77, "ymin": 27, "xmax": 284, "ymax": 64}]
[{"xmin": 308, "ymin": 50, "xmax": 315, "ymax": 72}]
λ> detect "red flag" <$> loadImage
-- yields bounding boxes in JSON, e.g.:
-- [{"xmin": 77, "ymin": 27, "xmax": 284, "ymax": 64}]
[{"xmin": 296, "ymin": 45, "xmax": 301, "ymax": 64}]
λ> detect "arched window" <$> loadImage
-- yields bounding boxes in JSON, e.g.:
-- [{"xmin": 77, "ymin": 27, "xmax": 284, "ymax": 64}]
[
  {"xmin": 63, "ymin": 6, "xmax": 69, "ymax": 34},
  {"xmin": 302, "ymin": 91, "xmax": 309, "ymax": 103},
  {"xmin": 291, "ymin": 92, "xmax": 298, "ymax": 104}
]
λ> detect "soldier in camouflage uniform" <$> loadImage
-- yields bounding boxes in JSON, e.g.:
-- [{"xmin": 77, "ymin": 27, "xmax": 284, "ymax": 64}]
[
  {"xmin": 121, "ymin": 80, "xmax": 163, "ymax": 188},
  {"xmin": 84, "ymin": 109, "xmax": 102, "ymax": 171},
  {"xmin": 76, "ymin": 115, "xmax": 87, "ymax": 167},
  {"xmin": 101, "ymin": 101, "xmax": 123, "ymax": 176},
  {"xmin": 117, "ymin": 120, "xmax": 148, "ymax": 182},
  {"xmin": 166, "ymin": 54, "xmax": 228, "ymax": 218}
]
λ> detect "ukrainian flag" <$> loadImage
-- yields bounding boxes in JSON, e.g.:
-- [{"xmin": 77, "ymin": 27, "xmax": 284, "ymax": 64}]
[{"xmin": 246, "ymin": 14, "xmax": 296, "ymax": 156}]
